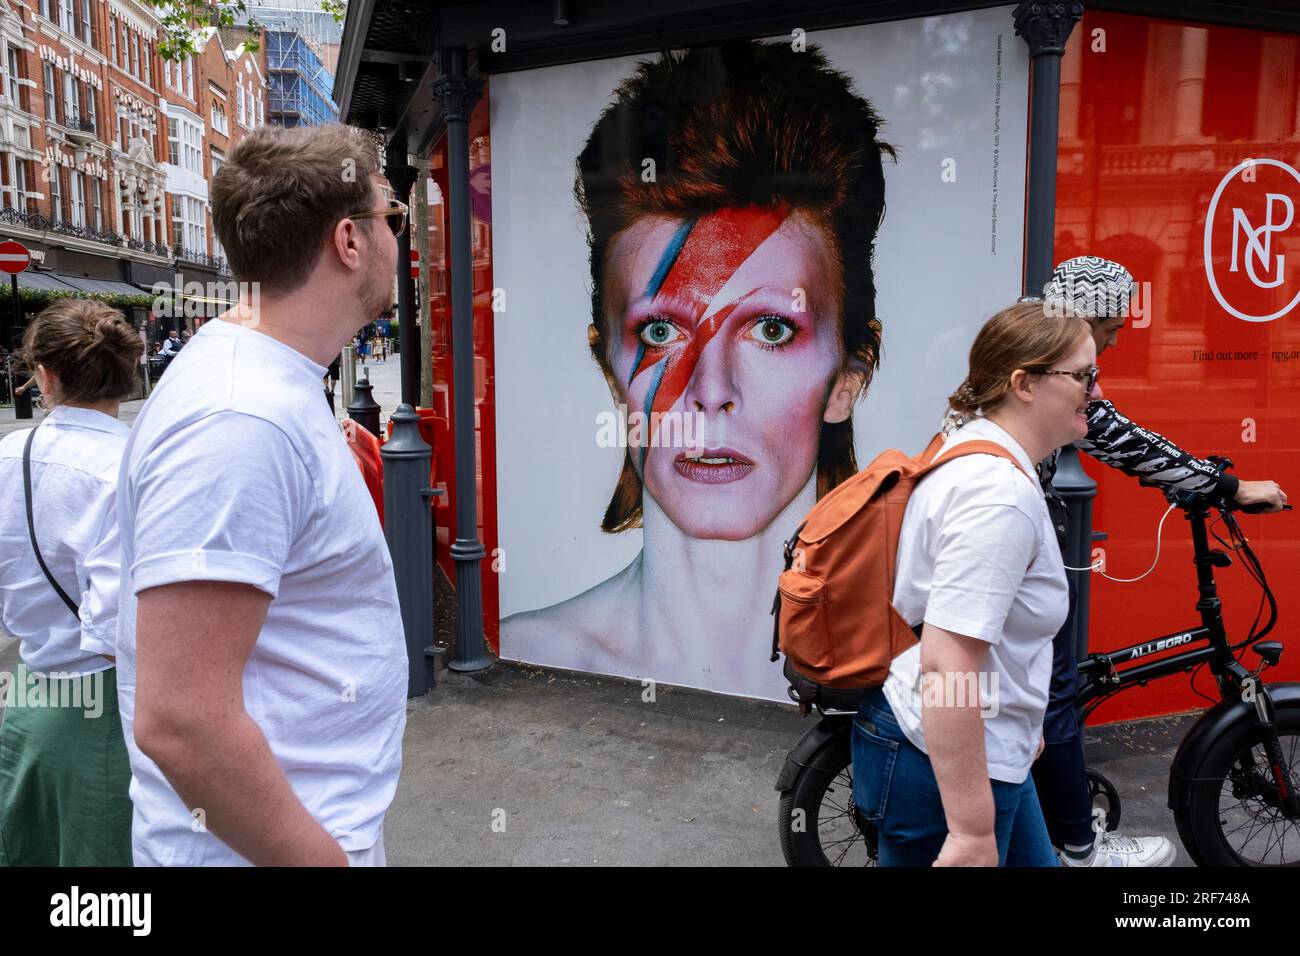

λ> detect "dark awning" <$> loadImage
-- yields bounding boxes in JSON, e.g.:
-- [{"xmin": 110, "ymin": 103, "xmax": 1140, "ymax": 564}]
[
  {"xmin": 13, "ymin": 269, "xmax": 79, "ymax": 292},
  {"xmin": 59, "ymin": 275, "xmax": 151, "ymax": 297}
]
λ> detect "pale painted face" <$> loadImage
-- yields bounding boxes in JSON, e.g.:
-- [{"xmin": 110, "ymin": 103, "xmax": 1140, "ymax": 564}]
[{"xmin": 600, "ymin": 207, "xmax": 852, "ymax": 540}]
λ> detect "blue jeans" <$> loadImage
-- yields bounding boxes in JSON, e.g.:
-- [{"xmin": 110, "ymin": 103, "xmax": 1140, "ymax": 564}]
[{"xmin": 851, "ymin": 687, "xmax": 1059, "ymax": 867}]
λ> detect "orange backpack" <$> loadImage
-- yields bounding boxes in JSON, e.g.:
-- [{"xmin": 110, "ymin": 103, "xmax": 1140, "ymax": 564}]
[{"xmin": 770, "ymin": 432, "xmax": 1033, "ymax": 689}]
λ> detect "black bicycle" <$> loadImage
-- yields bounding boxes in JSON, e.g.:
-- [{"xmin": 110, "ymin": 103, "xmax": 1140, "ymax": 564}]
[{"xmin": 776, "ymin": 458, "xmax": 1298, "ymax": 867}]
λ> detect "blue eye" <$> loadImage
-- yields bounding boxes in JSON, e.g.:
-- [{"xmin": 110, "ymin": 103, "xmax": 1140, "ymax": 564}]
[
  {"xmin": 749, "ymin": 316, "xmax": 795, "ymax": 349},
  {"xmin": 639, "ymin": 319, "xmax": 683, "ymax": 348}
]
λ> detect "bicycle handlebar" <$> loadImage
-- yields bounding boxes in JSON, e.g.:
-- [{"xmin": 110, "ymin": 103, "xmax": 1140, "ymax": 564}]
[{"xmin": 1137, "ymin": 456, "xmax": 1291, "ymax": 514}]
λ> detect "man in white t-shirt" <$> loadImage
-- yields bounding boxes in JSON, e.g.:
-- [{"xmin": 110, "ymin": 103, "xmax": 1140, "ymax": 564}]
[{"xmin": 117, "ymin": 124, "xmax": 409, "ymax": 866}]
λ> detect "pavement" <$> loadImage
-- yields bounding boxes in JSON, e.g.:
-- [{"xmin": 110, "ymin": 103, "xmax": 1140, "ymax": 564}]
[
  {"xmin": 0, "ymin": 344, "xmax": 1196, "ymax": 866},
  {"xmin": 0, "ymin": 623, "xmax": 1194, "ymax": 865}
]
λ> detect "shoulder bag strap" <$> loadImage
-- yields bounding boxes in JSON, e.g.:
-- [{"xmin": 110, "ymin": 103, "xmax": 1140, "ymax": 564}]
[{"xmin": 22, "ymin": 425, "xmax": 81, "ymax": 617}]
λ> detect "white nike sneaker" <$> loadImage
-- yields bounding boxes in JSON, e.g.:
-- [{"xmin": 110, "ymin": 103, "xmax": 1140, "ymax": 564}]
[{"xmin": 1061, "ymin": 831, "xmax": 1177, "ymax": 867}]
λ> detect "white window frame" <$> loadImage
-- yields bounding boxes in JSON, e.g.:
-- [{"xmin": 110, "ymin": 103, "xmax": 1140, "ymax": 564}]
[
  {"xmin": 58, "ymin": 0, "xmax": 73, "ymax": 34},
  {"xmin": 50, "ymin": 164, "xmax": 62, "ymax": 220},
  {"xmin": 185, "ymin": 55, "xmax": 193, "ymax": 99},
  {"xmin": 110, "ymin": 15, "xmax": 117, "ymax": 62},
  {"xmin": 63, "ymin": 72, "xmax": 75, "ymax": 125},
  {"xmin": 70, "ymin": 170, "xmax": 84, "ymax": 226},
  {"xmin": 90, "ymin": 176, "xmax": 101, "ymax": 230},
  {"xmin": 44, "ymin": 64, "xmax": 56, "ymax": 121}
]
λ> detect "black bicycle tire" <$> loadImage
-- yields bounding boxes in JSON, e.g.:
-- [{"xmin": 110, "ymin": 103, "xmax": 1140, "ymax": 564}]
[
  {"xmin": 777, "ymin": 735, "xmax": 875, "ymax": 867},
  {"xmin": 1174, "ymin": 701, "xmax": 1300, "ymax": 867}
]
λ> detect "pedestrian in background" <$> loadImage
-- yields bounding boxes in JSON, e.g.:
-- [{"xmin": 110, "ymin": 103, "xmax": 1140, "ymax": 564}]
[{"xmin": 0, "ymin": 299, "xmax": 141, "ymax": 866}]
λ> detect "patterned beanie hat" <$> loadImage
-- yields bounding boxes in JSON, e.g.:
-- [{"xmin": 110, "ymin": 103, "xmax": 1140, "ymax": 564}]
[{"xmin": 1045, "ymin": 256, "xmax": 1135, "ymax": 319}]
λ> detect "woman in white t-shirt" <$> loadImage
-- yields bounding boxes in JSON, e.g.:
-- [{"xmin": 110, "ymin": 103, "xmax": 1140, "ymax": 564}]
[
  {"xmin": 0, "ymin": 300, "xmax": 141, "ymax": 865},
  {"xmin": 852, "ymin": 301, "xmax": 1097, "ymax": 867}
]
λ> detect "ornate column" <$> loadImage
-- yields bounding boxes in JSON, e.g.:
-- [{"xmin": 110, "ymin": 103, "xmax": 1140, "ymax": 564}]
[{"xmin": 433, "ymin": 46, "xmax": 489, "ymax": 673}]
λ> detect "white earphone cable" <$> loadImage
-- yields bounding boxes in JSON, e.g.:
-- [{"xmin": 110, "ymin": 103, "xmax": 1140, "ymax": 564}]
[{"xmin": 1063, "ymin": 502, "xmax": 1178, "ymax": 583}]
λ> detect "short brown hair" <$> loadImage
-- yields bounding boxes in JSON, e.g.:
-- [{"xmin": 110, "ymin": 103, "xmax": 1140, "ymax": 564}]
[
  {"xmin": 577, "ymin": 40, "xmax": 895, "ymax": 532},
  {"xmin": 21, "ymin": 299, "xmax": 142, "ymax": 405},
  {"xmin": 948, "ymin": 302, "xmax": 1091, "ymax": 417},
  {"xmin": 211, "ymin": 123, "xmax": 380, "ymax": 293}
]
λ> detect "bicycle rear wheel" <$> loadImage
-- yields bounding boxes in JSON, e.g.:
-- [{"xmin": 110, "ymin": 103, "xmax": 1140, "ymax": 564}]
[
  {"xmin": 777, "ymin": 736, "xmax": 877, "ymax": 867},
  {"xmin": 1176, "ymin": 702, "xmax": 1300, "ymax": 866}
]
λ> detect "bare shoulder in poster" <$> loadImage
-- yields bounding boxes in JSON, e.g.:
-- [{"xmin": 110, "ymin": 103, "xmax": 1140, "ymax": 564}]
[{"xmin": 502, "ymin": 40, "xmax": 892, "ymax": 700}]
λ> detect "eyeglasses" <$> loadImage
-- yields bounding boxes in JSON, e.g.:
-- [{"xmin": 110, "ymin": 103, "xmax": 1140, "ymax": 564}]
[
  {"xmin": 346, "ymin": 199, "xmax": 408, "ymax": 238},
  {"xmin": 1034, "ymin": 365, "xmax": 1100, "ymax": 395}
]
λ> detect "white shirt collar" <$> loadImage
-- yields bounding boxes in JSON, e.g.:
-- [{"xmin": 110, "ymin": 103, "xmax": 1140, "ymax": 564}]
[{"xmin": 44, "ymin": 404, "xmax": 130, "ymax": 437}]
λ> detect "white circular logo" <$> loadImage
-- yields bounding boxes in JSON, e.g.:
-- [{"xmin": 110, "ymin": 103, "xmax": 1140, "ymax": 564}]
[{"xmin": 1203, "ymin": 158, "xmax": 1300, "ymax": 323}]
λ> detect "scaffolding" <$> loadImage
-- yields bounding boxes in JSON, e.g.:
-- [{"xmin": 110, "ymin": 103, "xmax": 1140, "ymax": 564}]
[
  {"xmin": 266, "ymin": 30, "xmax": 339, "ymax": 127},
  {"xmin": 239, "ymin": 3, "xmax": 341, "ymax": 128}
]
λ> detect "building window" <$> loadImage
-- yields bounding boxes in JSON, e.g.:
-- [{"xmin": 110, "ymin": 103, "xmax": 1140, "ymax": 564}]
[
  {"xmin": 167, "ymin": 116, "xmax": 179, "ymax": 165},
  {"xmin": 58, "ymin": 0, "xmax": 72, "ymax": 33},
  {"xmin": 15, "ymin": 159, "xmax": 28, "ymax": 212},
  {"xmin": 63, "ymin": 72, "xmax": 75, "ymax": 125},
  {"xmin": 38, "ymin": 0, "xmax": 50, "ymax": 20},
  {"xmin": 50, "ymin": 164, "xmax": 63, "ymax": 220},
  {"xmin": 211, "ymin": 147, "xmax": 224, "ymax": 175},
  {"xmin": 70, "ymin": 171, "xmax": 84, "ymax": 226},
  {"xmin": 80, "ymin": 0, "xmax": 90, "ymax": 43},
  {"xmin": 144, "ymin": 43, "xmax": 151, "ymax": 85},
  {"xmin": 85, "ymin": 87, "xmax": 95, "ymax": 131},
  {"xmin": 44, "ymin": 64, "xmax": 57, "ymax": 121},
  {"xmin": 185, "ymin": 55, "xmax": 193, "ymax": 99},
  {"xmin": 164, "ymin": 57, "xmax": 171, "ymax": 89},
  {"xmin": 110, "ymin": 15, "xmax": 117, "ymax": 62},
  {"xmin": 91, "ymin": 177, "xmax": 101, "ymax": 230},
  {"xmin": 257, "ymin": 97, "xmax": 263, "ymax": 127},
  {"xmin": 236, "ymin": 80, "xmax": 245, "ymax": 126},
  {"xmin": 120, "ymin": 26, "xmax": 127, "ymax": 68},
  {"xmin": 3, "ymin": 43, "xmax": 20, "ymax": 106},
  {"xmin": 131, "ymin": 32, "xmax": 139, "ymax": 78}
]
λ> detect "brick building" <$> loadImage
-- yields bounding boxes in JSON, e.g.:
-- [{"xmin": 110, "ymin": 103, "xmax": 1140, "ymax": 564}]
[{"xmin": 0, "ymin": 0, "xmax": 268, "ymax": 342}]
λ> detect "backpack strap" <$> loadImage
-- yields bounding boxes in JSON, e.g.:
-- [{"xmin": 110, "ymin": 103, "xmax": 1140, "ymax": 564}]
[
  {"xmin": 22, "ymin": 425, "xmax": 80, "ymax": 618},
  {"xmin": 918, "ymin": 438, "xmax": 1037, "ymax": 486}
]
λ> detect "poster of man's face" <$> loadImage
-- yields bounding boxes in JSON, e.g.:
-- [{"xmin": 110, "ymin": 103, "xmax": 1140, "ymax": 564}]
[{"xmin": 491, "ymin": 7, "xmax": 1030, "ymax": 701}]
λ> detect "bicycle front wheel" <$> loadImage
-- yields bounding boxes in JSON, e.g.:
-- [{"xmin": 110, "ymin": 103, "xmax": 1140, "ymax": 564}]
[{"xmin": 1176, "ymin": 701, "xmax": 1300, "ymax": 866}]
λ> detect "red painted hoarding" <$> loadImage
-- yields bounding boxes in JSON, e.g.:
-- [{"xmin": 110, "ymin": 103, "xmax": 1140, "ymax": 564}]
[{"xmin": 1057, "ymin": 11, "xmax": 1300, "ymax": 722}]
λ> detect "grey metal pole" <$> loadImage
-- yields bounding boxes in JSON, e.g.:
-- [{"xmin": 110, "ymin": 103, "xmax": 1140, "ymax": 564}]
[
  {"xmin": 382, "ymin": 403, "xmax": 436, "ymax": 697},
  {"xmin": 341, "ymin": 344, "xmax": 357, "ymax": 412},
  {"xmin": 1015, "ymin": 2, "xmax": 1092, "ymax": 658},
  {"xmin": 1015, "ymin": 0, "xmax": 1082, "ymax": 297},
  {"xmin": 434, "ymin": 47, "xmax": 489, "ymax": 673},
  {"xmin": 385, "ymin": 135, "xmax": 419, "ymax": 408},
  {"xmin": 11, "ymin": 276, "xmax": 31, "ymax": 419},
  {"xmin": 348, "ymin": 374, "xmax": 382, "ymax": 437}
]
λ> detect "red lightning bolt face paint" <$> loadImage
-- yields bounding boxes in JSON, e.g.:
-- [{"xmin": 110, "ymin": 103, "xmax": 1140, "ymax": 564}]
[{"xmin": 626, "ymin": 205, "xmax": 790, "ymax": 461}]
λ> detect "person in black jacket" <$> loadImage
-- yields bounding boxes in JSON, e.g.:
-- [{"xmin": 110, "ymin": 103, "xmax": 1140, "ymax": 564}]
[{"xmin": 1032, "ymin": 256, "xmax": 1286, "ymax": 866}]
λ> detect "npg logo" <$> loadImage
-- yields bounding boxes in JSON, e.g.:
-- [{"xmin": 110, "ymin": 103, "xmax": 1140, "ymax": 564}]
[{"xmin": 1204, "ymin": 158, "xmax": 1300, "ymax": 323}]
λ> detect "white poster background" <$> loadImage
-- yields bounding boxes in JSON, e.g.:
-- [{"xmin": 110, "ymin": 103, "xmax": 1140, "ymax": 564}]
[{"xmin": 492, "ymin": 7, "xmax": 1030, "ymax": 701}]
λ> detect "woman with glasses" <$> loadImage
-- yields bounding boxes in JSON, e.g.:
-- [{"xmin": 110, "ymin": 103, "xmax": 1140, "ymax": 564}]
[{"xmin": 851, "ymin": 302, "xmax": 1095, "ymax": 867}]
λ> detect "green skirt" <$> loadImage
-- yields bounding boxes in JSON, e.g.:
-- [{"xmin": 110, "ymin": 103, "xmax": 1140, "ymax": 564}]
[{"xmin": 0, "ymin": 665, "xmax": 133, "ymax": 866}]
